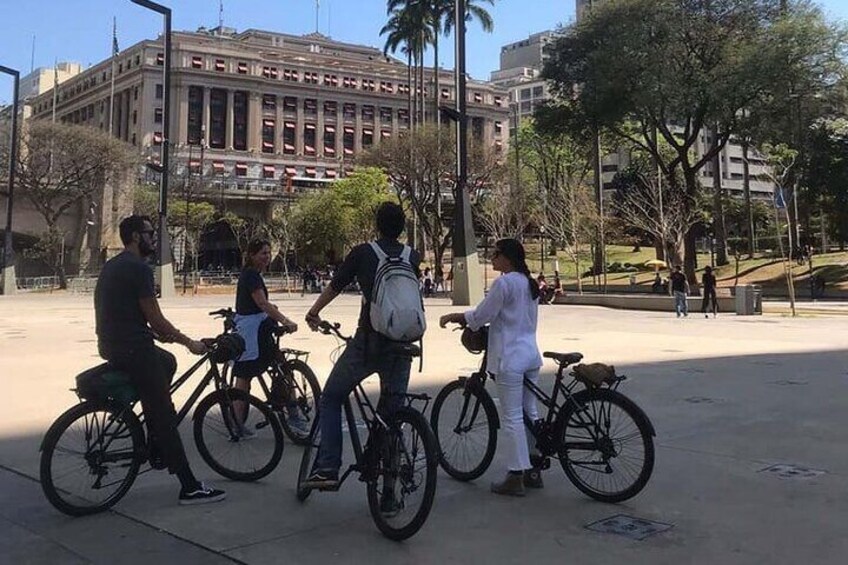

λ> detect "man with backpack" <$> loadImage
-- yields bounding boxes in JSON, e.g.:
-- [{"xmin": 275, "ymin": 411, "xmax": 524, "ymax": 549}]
[{"xmin": 303, "ymin": 202, "xmax": 425, "ymax": 488}]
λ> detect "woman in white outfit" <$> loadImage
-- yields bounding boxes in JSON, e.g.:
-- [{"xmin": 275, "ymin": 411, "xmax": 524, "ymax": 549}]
[{"xmin": 440, "ymin": 239, "xmax": 543, "ymax": 496}]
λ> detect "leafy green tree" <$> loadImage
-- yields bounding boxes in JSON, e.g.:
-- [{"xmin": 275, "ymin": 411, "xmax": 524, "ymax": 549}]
[
  {"xmin": 805, "ymin": 118, "xmax": 848, "ymax": 248},
  {"xmin": 540, "ymin": 0, "xmax": 844, "ymax": 285}
]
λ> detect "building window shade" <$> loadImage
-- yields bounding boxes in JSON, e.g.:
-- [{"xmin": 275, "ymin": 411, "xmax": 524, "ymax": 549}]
[
  {"xmin": 212, "ymin": 161, "xmax": 225, "ymax": 173},
  {"xmin": 215, "ymin": 59, "xmax": 226, "ymax": 72},
  {"xmin": 237, "ymin": 62, "xmax": 248, "ymax": 74},
  {"xmin": 263, "ymin": 165, "xmax": 275, "ymax": 179},
  {"xmin": 305, "ymin": 167, "xmax": 316, "ymax": 177},
  {"xmin": 191, "ymin": 56, "xmax": 203, "ymax": 69},
  {"xmin": 325, "ymin": 169, "xmax": 337, "ymax": 178}
]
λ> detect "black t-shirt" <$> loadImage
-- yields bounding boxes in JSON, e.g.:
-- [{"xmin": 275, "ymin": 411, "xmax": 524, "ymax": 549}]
[
  {"xmin": 670, "ymin": 271, "xmax": 687, "ymax": 293},
  {"xmin": 330, "ymin": 239, "xmax": 421, "ymax": 332},
  {"xmin": 702, "ymin": 272, "xmax": 717, "ymax": 291},
  {"xmin": 236, "ymin": 267, "xmax": 268, "ymax": 315},
  {"xmin": 94, "ymin": 251, "xmax": 156, "ymax": 357}
]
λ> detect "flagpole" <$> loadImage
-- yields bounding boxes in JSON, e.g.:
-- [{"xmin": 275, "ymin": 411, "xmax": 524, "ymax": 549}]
[
  {"xmin": 109, "ymin": 17, "xmax": 117, "ymax": 136},
  {"xmin": 51, "ymin": 59, "xmax": 58, "ymax": 123}
]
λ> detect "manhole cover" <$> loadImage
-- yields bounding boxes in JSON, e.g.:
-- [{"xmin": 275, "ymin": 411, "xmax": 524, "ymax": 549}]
[
  {"xmin": 585, "ymin": 514, "xmax": 673, "ymax": 540},
  {"xmin": 759, "ymin": 464, "xmax": 825, "ymax": 480},
  {"xmin": 685, "ymin": 396, "xmax": 715, "ymax": 404},
  {"xmin": 770, "ymin": 380, "xmax": 808, "ymax": 386}
]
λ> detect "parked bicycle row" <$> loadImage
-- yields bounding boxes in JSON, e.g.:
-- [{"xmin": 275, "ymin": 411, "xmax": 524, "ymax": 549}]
[{"xmin": 41, "ymin": 208, "xmax": 655, "ymax": 541}]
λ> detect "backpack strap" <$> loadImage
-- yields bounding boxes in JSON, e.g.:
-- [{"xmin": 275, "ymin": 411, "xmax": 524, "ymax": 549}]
[
  {"xmin": 399, "ymin": 245, "xmax": 412, "ymax": 263},
  {"xmin": 368, "ymin": 241, "xmax": 388, "ymax": 262}
]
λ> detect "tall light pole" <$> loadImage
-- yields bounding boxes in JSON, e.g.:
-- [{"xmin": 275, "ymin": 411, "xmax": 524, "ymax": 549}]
[
  {"xmin": 0, "ymin": 65, "xmax": 20, "ymax": 295},
  {"xmin": 449, "ymin": 0, "xmax": 483, "ymax": 306},
  {"xmin": 131, "ymin": 0, "xmax": 175, "ymax": 297}
]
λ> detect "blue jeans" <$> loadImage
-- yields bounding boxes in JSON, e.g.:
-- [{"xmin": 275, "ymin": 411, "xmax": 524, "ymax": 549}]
[
  {"xmin": 314, "ymin": 330, "xmax": 412, "ymax": 472},
  {"xmin": 674, "ymin": 291, "xmax": 688, "ymax": 316}
]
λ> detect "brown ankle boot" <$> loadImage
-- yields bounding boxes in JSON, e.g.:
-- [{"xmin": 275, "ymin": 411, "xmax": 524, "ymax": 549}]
[
  {"xmin": 523, "ymin": 468, "xmax": 544, "ymax": 489},
  {"xmin": 491, "ymin": 472, "xmax": 526, "ymax": 497}
]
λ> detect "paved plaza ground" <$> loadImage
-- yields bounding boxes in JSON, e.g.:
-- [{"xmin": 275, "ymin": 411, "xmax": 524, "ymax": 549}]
[{"xmin": 1, "ymin": 292, "xmax": 847, "ymax": 564}]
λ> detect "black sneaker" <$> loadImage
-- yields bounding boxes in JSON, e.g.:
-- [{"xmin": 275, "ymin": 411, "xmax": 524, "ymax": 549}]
[
  {"xmin": 303, "ymin": 469, "xmax": 339, "ymax": 489},
  {"xmin": 380, "ymin": 492, "xmax": 403, "ymax": 517},
  {"xmin": 179, "ymin": 483, "xmax": 227, "ymax": 506}
]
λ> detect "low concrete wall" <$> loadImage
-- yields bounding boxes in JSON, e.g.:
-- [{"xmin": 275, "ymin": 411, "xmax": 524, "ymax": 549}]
[{"xmin": 553, "ymin": 293, "xmax": 736, "ymax": 313}]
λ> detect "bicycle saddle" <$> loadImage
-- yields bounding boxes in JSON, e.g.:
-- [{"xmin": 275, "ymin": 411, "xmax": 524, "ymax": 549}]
[{"xmin": 543, "ymin": 352, "xmax": 584, "ymax": 366}]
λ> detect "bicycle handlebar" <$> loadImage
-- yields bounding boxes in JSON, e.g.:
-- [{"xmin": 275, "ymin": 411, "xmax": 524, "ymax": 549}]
[
  {"xmin": 318, "ymin": 320, "xmax": 350, "ymax": 341},
  {"xmin": 208, "ymin": 308, "xmax": 234, "ymax": 319}
]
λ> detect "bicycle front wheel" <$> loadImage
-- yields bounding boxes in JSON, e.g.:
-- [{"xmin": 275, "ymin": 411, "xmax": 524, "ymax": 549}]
[
  {"xmin": 40, "ymin": 401, "xmax": 144, "ymax": 516},
  {"xmin": 367, "ymin": 407, "xmax": 438, "ymax": 541},
  {"xmin": 430, "ymin": 378, "xmax": 498, "ymax": 481},
  {"xmin": 194, "ymin": 389, "xmax": 284, "ymax": 482},
  {"xmin": 556, "ymin": 388, "xmax": 655, "ymax": 503},
  {"xmin": 272, "ymin": 359, "xmax": 321, "ymax": 446}
]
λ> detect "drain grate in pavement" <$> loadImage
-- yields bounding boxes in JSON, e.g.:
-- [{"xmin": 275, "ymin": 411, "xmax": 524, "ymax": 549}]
[
  {"xmin": 685, "ymin": 396, "xmax": 716, "ymax": 404},
  {"xmin": 770, "ymin": 380, "xmax": 808, "ymax": 386},
  {"xmin": 759, "ymin": 464, "xmax": 826, "ymax": 480},
  {"xmin": 585, "ymin": 515, "xmax": 673, "ymax": 540}
]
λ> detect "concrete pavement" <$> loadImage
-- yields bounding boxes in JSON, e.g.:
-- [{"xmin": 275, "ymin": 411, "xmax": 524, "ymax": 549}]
[{"xmin": 1, "ymin": 292, "xmax": 847, "ymax": 564}]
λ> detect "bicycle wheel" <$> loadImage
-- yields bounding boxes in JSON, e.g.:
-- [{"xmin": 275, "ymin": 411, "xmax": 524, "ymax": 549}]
[
  {"xmin": 194, "ymin": 389, "xmax": 284, "ymax": 482},
  {"xmin": 367, "ymin": 407, "xmax": 438, "ymax": 541},
  {"xmin": 295, "ymin": 415, "xmax": 321, "ymax": 502},
  {"xmin": 430, "ymin": 378, "xmax": 498, "ymax": 481},
  {"xmin": 556, "ymin": 388, "xmax": 655, "ymax": 503},
  {"xmin": 272, "ymin": 359, "xmax": 321, "ymax": 446},
  {"xmin": 40, "ymin": 401, "xmax": 144, "ymax": 516}
]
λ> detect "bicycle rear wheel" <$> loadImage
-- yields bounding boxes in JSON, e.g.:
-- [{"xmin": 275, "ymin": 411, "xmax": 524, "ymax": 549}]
[
  {"xmin": 40, "ymin": 401, "xmax": 144, "ymax": 516},
  {"xmin": 367, "ymin": 407, "xmax": 438, "ymax": 541},
  {"xmin": 556, "ymin": 388, "xmax": 655, "ymax": 503},
  {"xmin": 430, "ymin": 378, "xmax": 498, "ymax": 481},
  {"xmin": 271, "ymin": 359, "xmax": 321, "ymax": 446},
  {"xmin": 296, "ymin": 415, "xmax": 321, "ymax": 502},
  {"xmin": 194, "ymin": 389, "xmax": 284, "ymax": 482}
]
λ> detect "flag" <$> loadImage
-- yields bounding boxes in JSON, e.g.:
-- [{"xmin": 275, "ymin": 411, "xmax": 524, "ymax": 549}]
[
  {"xmin": 112, "ymin": 17, "xmax": 119, "ymax": 56},
  {"xmin": 774, "ymin": 186, "xmax": 787, "ymax": 210}
]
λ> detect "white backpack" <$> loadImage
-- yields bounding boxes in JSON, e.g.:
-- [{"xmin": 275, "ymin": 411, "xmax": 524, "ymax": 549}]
[{"xmin": 368, "ymin": 242, "xmax": 427, "ymax": 342}]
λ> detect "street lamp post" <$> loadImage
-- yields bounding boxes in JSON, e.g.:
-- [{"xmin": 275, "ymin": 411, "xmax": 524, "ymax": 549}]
[
  {"xmin": 540, "ymin": 225, "xmax": 546, "ymax": 274},
  {"xmin": 0, "ymin": 65, "xmax": 20, "ymax": 295},
  {"xmin": 449, "ymin": 0, "xmax": 483, "ymax": 306},
  {"xmin": 130, "ymin": 0, "xmax": 175, "ymax": 297}
]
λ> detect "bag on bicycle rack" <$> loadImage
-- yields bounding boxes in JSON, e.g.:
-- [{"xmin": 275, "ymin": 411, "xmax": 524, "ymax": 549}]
[
  {"xmin": 573, "ymin": 363, "xmax": 617, "ymax": 388},
  {"xmin": 210, "ymin": 333, "xmax": 246, "ymax": 364},
  {"xmin": 75, "ymin": 364, "xmax": 138, "ymax": 405}
]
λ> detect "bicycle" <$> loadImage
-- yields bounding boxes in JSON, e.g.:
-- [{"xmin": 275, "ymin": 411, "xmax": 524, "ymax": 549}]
[
  {"xmin": 40, "ymin": 334, "xmax": 285, "ymax": 517},
  {"xmin": 430, "ymin": 325, "xmax": 655, "ymax": 503},
  {"xmin": 209, "ymin": 308, "xmax": 321, "ymax": 446},
  {"xmin": 296, "ymin": 321, "xmax": 438, "ymax": 541}
]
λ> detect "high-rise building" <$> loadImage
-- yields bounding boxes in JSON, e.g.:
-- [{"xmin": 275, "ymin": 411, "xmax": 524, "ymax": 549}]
[{"xmin": 19, "ymin": 62, "xmax": 82, "ymax": 102}]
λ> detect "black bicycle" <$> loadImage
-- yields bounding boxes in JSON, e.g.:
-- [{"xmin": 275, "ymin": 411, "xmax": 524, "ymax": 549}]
[
  {"xmin": 296, "ymin": 322, "xmax": 438, "ymax": 541},
  {"xmin": 40, "ymin": 334, "xmax": 285, "ymax": 517},
  {"xmin": 430, "ymin": 325, "xmax": 655, "ymax": 503},
  {"xmin": 209, "ymin": 308, "xmax": 321, "ymax": 446}
]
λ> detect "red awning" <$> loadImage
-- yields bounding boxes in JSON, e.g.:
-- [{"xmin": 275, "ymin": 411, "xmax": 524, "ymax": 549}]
[
  {"xmin": 189, "ymin": 160, "xmax": 200, "ymax": 167},
  {"xmin": 263, "ymin": 165, "xmax": 275, "ymax": 173},
  {"xmin": 305, "ymin": 123, "xmax": 316, "ymax": 130},
  {"xmin": 262, "ymin": 141, "xmax": 274, "ymax": 149},
  {"xmin": 305, "ymin": 145, "xmax": 315, "ymax": 153},
  {"xmin": 263, "ymin": 119, "xmax": 275, "ymax": 127},
  {"xmin": 235, "ymin": 163, "xmax": 248, "ymax": 171},
  {"xmin": 381, "ymin": 131, "xmax": 391, "ymax": 138},
  {"xmin": 153, "ymin": 132, "xmax": 163, "ymax": 142},
  {"xmin": 284, "ymin": 143, "xmax": 295, "ymax": 151},
  {"xmin": 363, "ymin": 128, "xmax": 373, "ymax": 135},
  {"xmin": 285, "ymin": 166, "xmax": 297, "ymax": 176},
  {"xmin": 325, "ymin": 125, "xmax": 336, "ymax": 133},
  {"xmin": 305, "ymin": 167, "xmax": 316, "ymax": 177},
  {"xmin": 325, "ymin": 169, "xmax": 337, "ymax": 178},
  {"xmin": 212, "ymin": 161, "xmax": 225, "ymax": 171},
  {"xmin": 325, "ymin": 147, "xmax": 336, "ymax": 154},
  {"xmin": 344, "ymin": 127, "xmax": 355, "ymax": 134},
  {"xmin": 344, "ymin": 148, "xmax": 354, "ymax": 155},
  {"xmin": 285, "ymin": 122, "xmax": 296, "ymax": 129}
]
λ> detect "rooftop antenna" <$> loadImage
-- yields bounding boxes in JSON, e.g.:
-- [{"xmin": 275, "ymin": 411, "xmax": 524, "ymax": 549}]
[
  {"xmin": 315, "ymin": 0, "xmax": 320, "ymax": 34},
  {"xmin": 31, "ymin": 35, "xmax": 36, "ymax": 73},
  {"xmin": 218, "ymin": 0, "xmax": 224, "ymax": 32}
]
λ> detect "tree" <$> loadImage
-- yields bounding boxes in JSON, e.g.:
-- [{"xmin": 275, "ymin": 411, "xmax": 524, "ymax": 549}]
[
  {"xmin": 13, "ymin": 122, "xmax": 136, "ymax": 287},
  {"xmin": 805, "ymin": 117, "xmax": 848, "ymax": 248},
  {"xmin": 361, "ymin": 125, "xmax": 501, "ymax": 279},
  {"xmin": 541, "ymin": 0, "xmax": 843, "ymax": 286}
]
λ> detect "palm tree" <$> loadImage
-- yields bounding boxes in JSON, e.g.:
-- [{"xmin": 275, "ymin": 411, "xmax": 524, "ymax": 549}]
[{"xmin": 381, "ymin": 2, "xmax": 432, "ymax": 127}]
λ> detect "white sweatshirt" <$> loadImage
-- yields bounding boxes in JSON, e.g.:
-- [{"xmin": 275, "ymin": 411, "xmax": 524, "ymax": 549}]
[{"xmin": 464, "ymin": 271, "xmax": 543, "ymax": 375}]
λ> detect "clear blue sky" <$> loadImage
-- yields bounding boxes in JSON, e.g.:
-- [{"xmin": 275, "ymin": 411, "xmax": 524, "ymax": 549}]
[{"xmin": 1, "ymin": 0, "xmax": 847, "ymax": 104}]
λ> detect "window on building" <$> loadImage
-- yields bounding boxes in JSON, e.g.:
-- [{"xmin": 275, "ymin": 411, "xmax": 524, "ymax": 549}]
[
  {"xmin": 235, "ymin": 162, "xmax": 248, "ymax": 177},
  {"xmin": 441, "ymin": 88, "xmax": 450, "ymax": 100},
  {"xmin": 215, "ymin": 59, "xmax": 226, "ymax": 72},
  {"xmin": 380, "ymin": 107, "xmax": 393, "ymax": 124},
  {"xmin": 263, "ymin": 165, "xmax": 275, "ymax": 179},
  {"xmin": 362, "ymin": 128, "xmax": 374, "ymax": 148},
  {"xmin": 494, "ymin": 121, "xmax": 503, "ymax": 135},
  {"xmin": 237, "ymin": 61, "xmax": 248, "ymax": 74},
  {"xmin": 381, "ymin": 130, "xmax": 392, "ymax": 141},
  {"xmin": 283, "ymin": 96, "xmax": 297, "ymax": 112},
  {"xmin": 324, "ymin": 100, "xmax": 337, "ymax": 117},
  {"xmin": 494, "ymin": 140, "xmax": 503, "ymax": 152},
  {"xmin": 134, "ymin": 86, "xmax": 139, "ymax": 101},
  {"xmin": 324, "ymin": 125, "xmax": 336, "ymax": 156},
  {"xmin": 471, "ymin": 117, "xmax": 484, "ymax": 140},
  {"xmin": 494, "ymin": 96, "xmax": 503, "ymax": 107},
  {"xmin": 233, "ymin": 91, "xmax": 248, "ymax": 151},
  {"xmin": 343, "ymin": 103, "xmax": 356, "ymax": 120},
  {"xmin": 262, "ymin": 94, "xmax": 276, "ymax": 111},
  {"xmin": 398, "ymin": 109, "xmax": 409, "ymax": 127},
  {"xmin": 343, "ymin": 127, "xmax": 355, "ymax": 155},
  {"xmin": 156, "ymin": 52, "xmax": 164, "ymax": 65},
  {"xmin": 154, "ymin": 108, "xmax": 163, "ymax": 124},
  {"xmin": 304, "ymin": 123, "xmax": 316, "ymax": 155},
  {"xmin": 155, "ymin": 84, "xmax": 163, "ymax": 99},
  {"xmin": 283, "ymin": 122, "xmax": 296, "ymax": 154},
  {"xmin": 262, "ymin": 119, "xmax": 275, "ymax": 154},
  {"xmin": 153, "ymin": 131, "xmax": 163, "ymax": 146},
  {"xmin": 283, "ymin": 68, "xmax": 299, "ymax": 81},
  {"xmin": 135, "ymin": 54, "xmax": 140, "ymax": 66},
  {"xmin": 473, "ymin": 92, "xmax": 483, "ymax": 103},
  {"xmin": 343, "ymin": 76, "xmax": 357, "ymax": 89},
  {"xmin": 362, "ymin": 105, "xmax": 375, "ymax": 122},
  {"xmin": 520, "ymin": 88, "xmax": 531, "ymax": 100},
  {"xmin": 304, "ymin": 98, "xmax": 317, "ymax": 115},
  {"xmin": 209, "ymin": 88, "xmax": 227, "ymax": 149},
  {"xmin": 262, "ymin": 66, "xmax": 278, "ymax": 79},
  {"xmin": 187, "ymin": 86, "xmax": 203, "ymax": 145},
  {"xmin": 532, "ymin": 85, "xmax": 544, "ymax": 97},
  {"xmin": 191, "ymin": 56, "xmax": 203, "ymax": 69}
]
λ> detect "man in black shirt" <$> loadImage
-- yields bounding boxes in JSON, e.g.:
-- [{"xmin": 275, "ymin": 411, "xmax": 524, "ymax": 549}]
[
  {"xmin": 669, "ymin": 265, "xmax": 690, "ymax": 318},
  {"xmin": 303, "ymin": 202, "xmax": 421, "ymax": 489},
  {"xmin": 95, "ymin": 215, "xmax": 225, "ymax": 505},
  {"xmin": 701, "ymin": 265, "xmax": 718, "ymax": 318}
]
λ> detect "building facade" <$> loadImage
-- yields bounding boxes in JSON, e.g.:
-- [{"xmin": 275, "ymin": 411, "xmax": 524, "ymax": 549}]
[{"xmin": 19, "ymin": 62, "xmax": 82, "ymax": 102}]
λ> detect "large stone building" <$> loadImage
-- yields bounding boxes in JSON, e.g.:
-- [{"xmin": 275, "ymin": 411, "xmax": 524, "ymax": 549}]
[
  {"xmin": 27, "ymin": 26, "xmax": 509, "ymax": 269},
  {"xmin": 19, "ymin": 62, "xmax": 82, "ymax": 102}
]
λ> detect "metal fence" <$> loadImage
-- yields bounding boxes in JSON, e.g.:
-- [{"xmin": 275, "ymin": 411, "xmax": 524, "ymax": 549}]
[{"xmin": 15, "ymin": 272, "xmax": 315, "ymax": 294}]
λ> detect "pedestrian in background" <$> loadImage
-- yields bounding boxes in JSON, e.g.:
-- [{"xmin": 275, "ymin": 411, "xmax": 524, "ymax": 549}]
[
  {"xmin": 701, "ymin": 266, "xmax": 718, "ymax": 318},
  {"xmin": 670, "ymin": 265, "xmax": 689, "ymax": 318}
]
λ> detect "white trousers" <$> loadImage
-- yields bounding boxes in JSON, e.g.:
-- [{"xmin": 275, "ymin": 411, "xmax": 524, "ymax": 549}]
[{"xmin": 495, "ymin": 368, "xmax": 541, "ymax": 472}]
